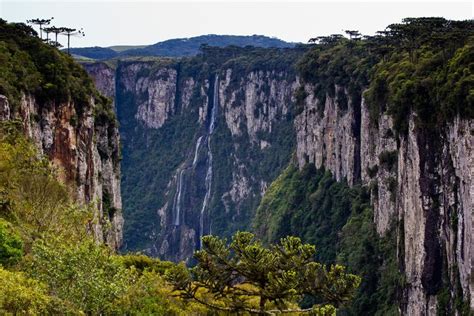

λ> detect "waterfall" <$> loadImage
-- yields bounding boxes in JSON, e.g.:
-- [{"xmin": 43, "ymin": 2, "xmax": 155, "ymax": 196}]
[
  {"xmin": 173, "ymin": 169, "xmax": 185, "ymax": 226},
  {"xmin": 192, "ymin": 136, "xmax": 203, "ymax": 167},
  {"xmin": 170, "ymin": 75, "xmax": 218, "ymax": 250},
  {"xmin": 199, "ymin": 74, "xmax": 218, "ymax": 248}
]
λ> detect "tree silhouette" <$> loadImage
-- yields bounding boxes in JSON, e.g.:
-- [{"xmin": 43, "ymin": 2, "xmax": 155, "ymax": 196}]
[
  {"xmin": 43, "ymin": 26, "xmax": 63, "ymax": 48},
  {"xmin": 344, "ymin": 30, "xmax": 361, "ymax": 40},
  {"xmin": 60, "ymin": 27, "xmax": 85, "ymax": 55},
  {"xmin": 26, "ymin": 17, "xmax": 53, "ymax": 39},
  {"xmin": 308, "ymin": 34, "xmax": 344, "ymax": 46}
]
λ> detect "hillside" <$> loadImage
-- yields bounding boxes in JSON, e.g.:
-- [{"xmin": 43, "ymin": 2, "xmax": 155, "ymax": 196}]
[{"xmin": 69, "ymin": 34, "xmax": 295, "ymax": 59}]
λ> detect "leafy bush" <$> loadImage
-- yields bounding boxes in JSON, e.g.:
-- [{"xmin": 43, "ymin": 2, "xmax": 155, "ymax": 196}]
[
  {"xmin": 0, "ymin": 219, "xmax": 23, "ymax": 266},
  {"xmin": 0, "ymin": 267, "xmax": 52, "ymax": 315},
  {"xmin": 28, "ymin": 237, "xmax": 132, "ymax": 314}
]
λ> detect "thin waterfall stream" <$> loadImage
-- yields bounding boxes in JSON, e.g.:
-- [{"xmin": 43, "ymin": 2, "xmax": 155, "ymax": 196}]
[
  {"xmin": 199, "ymin": 74, "xmax": 218, "ymax": 248},
  {"xmin": 171, "ymin": 74, "xmax": 219, "ymax": 250}
]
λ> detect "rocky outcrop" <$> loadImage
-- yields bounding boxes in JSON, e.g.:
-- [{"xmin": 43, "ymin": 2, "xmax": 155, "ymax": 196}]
[
  {"xmin": 83, "ymin": 62, "xmax": 116, "ymax": 108},
  {"xmin": 0, "ymin": 92, "xmax": 123, "ymax": 250},
  {"xmin": 220, "ymin": 69, "xmax": 297, "ymax": 142},
  {"xmin": 295, "ymin": 85, "xmax": 474, "ymax": 314}
]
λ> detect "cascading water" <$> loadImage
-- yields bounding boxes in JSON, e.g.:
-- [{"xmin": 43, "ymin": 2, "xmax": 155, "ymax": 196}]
[
  {"xmin": 173, "ymin": 169, "xmax": 185, "ymax": 226},
  {"xmin": 199, "ymin": 74, "xmax": 218, "ymax": 248},
  {"xmin": 192, "ymin": 136, "xmax": 203, "ymax": 167},
  {"xmin": 170, "ymin": 75, "xmax": 218, "ymax": 250}
]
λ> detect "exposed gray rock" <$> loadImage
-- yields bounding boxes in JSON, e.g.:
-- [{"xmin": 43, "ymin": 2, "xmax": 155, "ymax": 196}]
[
  {"xmin": 296, "ymin": 84, "xmax": 474, "ymax": 314},
  {"xmin": 2, "ymin": 91, "xmax": 123, "ymax": 250}
]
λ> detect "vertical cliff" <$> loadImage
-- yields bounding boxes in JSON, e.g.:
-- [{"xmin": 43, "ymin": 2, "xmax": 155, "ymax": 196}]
[
  {"xmin": 85, "ymin": 47, "xmax": 303, "ymax": 260},
  {"xmin": 0, "ymin": 93, "xmax": 123, "ymax": 249},
  {"xmin": 295, "ymin": 87, "xmax": 473, "ymax": 313},
  {"xmin": 0, "ymin": 21, "xmax": 123, "ymax": 249},
  {"xmin": 292, "ymin": 20, "xmax": 474, "ymax": 313}
]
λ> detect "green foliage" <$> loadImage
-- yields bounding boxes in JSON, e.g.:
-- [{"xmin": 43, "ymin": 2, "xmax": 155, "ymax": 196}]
[
  {"xmin": 0, "ymin": 218, "xmax": 23, "ymax": 266},
  {"xmin": 0, "ymin": 19, "xmax": 116, "ymax": 126},
  {"xmin": 363, "ymin": 19, "xmax": 474, "ymax": 134},
  {"xmin": 166, "ymin": 231, "xmax": 360, "ymax": 313},
  {"xmin": 120, "ymin": 253, "xmax": 175, "ymax": 274},
  {"xmin": 338, "ymin": 212, "xmax": 403, "ymax": 315},
  {"xmin": 253, "ymin": 162, "xmax": 402, "ymax": 314},
  {"xmin": 110, "ymin": 270, "xmax": 206, "ymax": 315},
  {"xmin": 298, "ymin": 18, "xmax": 473, "ymax": 134},
  {"xmin": 254, "ymin": 163, "xmax": 357, "ymax": 263},
  {"xmin": 297, "ymin": 37, "xmax": 376, "ymax": 112},
  {"xmin": 0, "ymin": 267, "xmax": 52, "ymax": 315},
  {"xmin": 27, "ymin": 237, "xmax": 132, "ymax": 314}
]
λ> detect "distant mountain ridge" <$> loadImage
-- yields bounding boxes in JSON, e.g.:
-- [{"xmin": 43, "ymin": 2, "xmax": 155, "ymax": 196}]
[{"xmin": 68, "ymin": 34, "xmax": 295, "ymax": 60}]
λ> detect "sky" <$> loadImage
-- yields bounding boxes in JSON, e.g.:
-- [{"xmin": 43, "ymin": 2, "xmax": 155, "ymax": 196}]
[{"xmin": 1, "ymin": 0, "xmax": 472, "ymax": 48}]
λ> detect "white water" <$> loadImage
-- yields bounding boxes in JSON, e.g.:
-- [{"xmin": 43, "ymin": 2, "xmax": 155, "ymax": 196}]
[
  {"xmin": 173, "ymin": 135, "xmax": 204, "ymax": 226},
  {"xmin": 192, "ymin": 136, "xmax": 204, "ymax": 167},
  {"xmin": 171, "ymin": 75, "xmax": 218, "ymax": 248},
  {"xmin": 173, "ymin": 169, "xmax": 185, "ymax": 226},
  {"xmin": 199, "ymin": 75, "xmax": 218, "ymax": 248}
]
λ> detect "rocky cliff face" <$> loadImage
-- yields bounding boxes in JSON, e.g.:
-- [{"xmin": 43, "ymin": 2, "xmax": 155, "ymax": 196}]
[
  {"xmin": 295, "ymin": 84, "xmax": 474, "ymax": 314},
  {"xmin": 85, "ymin": 58, "xmax": 298, "ymax": 261},
  {"xmin": 0, "ymin": 92, "xmax": 123, "ymax": 250}
]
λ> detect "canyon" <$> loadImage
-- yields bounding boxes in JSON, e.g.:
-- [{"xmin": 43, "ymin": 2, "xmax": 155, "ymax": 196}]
[{"xmin": 83, "ymin": 20, "xmax": 474, "ymax": 314}]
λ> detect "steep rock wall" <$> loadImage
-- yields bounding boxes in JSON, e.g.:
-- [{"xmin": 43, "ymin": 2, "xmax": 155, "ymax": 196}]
[
  {"xmin": 295, "ymin": 85, "xmax": 473, "ymax": 314},
  {"xmin": 0, "ymin": 92, "xmax": 123, "ymax": 249},
  {"xmin": 86, "ymin": 60, "xmax": 297, "ymax": 261}
]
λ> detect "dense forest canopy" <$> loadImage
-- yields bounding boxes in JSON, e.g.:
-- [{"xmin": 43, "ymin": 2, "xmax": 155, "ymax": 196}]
[{"xmin": 297, "ymin": 17, "xmax": 473, "ymax": 134}]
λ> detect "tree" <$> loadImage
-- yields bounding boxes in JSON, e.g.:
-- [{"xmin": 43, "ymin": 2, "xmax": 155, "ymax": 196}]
[
  {"xmin": 42, "ymin": 26, "xmax": 63, "ymax": 47},
  {"xmin": 26, "ymin": 17, "xmax": 53, "ymax": 39},
  {"xmin": 308, "ymin": 34, "xmax": 344, "ymax": 46},
  {"xmin": 166, "ymin": 232, "xmax": 360, "ymax": 314},
  {"xmin": 60, "ymin": 27, "xmax": 85, "ymax": 55},
  {"xmin": 344, "ymin": 30, "xmax": 361, "ymax": 40},
  {"xmin": 28, "ymin": 237, "xmax": 132, "ymax": 314}
]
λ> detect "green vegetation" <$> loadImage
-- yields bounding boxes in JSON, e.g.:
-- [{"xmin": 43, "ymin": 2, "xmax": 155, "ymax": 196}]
[
  {"xmin": 167, "ymin": 231, "xmax": 360, "ymax": 314},
  {"xmin": 297, "ymin": 18, "xmax": 473, "ymax": 134},
  {"xmin": 297, "ymin": 36, "xmax": 375, "ymax": 114},
  {"xmin": 0, "ymin": 19, "xmax": 116, "ymax": 125},
  {"xmin": 119, "ymin": 46, "xmax": 303, "ymax": 252},
  {"xmin": 0, "ymin": 219, "xmax": 23, "ymax": 266},
  {"xmin": 0, "ymin": 123, "xmax": 358, "ymax": 314},
  {"xmin": 365, "ymin": 18, "xmax": 473, "ymax": 135},
  {"xmin": 0, "ymin": 267, "xmax": 52, "ymax": 315},
  {"xmin": 0, "ymin": 121, "xmax": 204, "ymax": 315},
  {"xmin": 253, "ymin": 163, "xmax": 402, "ymax": 314}
]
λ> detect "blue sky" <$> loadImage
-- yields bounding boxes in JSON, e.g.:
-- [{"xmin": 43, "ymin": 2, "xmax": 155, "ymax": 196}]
[{"xmin": 1, "ymin": 1, "xmax": 472, "ymax": 48}]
